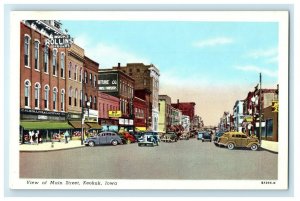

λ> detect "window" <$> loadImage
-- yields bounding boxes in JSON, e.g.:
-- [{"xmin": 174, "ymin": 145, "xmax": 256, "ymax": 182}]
[
  {"xmin": 94, "ymin": 96, "xmax": 97, "ymax": 109},
  {"xmin": 60, "ymin": 53, "xmax": 65, "ymax": 78},
  {"xmin": 44, "ymin": 47, "xmax": 49, "ymax": 73},
  {"xmin": 74, "ymin": 89, "xmax": 78, "ymax": 107},
  {"xmin": 137, "ymin": 68, "xmax": 140, "ymax": 73},
  {"xmin": 89, "ymin": 96, "xmax": 92, "ymax": 109},
  {"xmin": 34, "ymin": 41, "xmax": 39, "ymax": 70},
  {"xmin": 94, "ymin": 75, "xmax": 97, "ymax": 87},
  {"xmin": 34, "ymin": 83, "xmax": 41, "ymax": 108},
  {"xmin": 61, "ymin": 89, "xmax": 65, "ymax": 111},
  {"xmin": 44, "ymin": 85, "xmax": 49, "ymax": 109},
  {"xmin": 79, "ymin": 68, "xmax": 82, "ymax": 82},
  {"xmin": 24, "ymin": 80, "xmax": 31, "ymax": 107},
  {"xmin": 69, "ymin": 87, "xmax": 72, "ymax": 106},
  {"xmin": 53, "ymin": 87, "xmax": 57, "ymax": 110},
  {"xmin": 74, "ymin": 65, "xmax": 77, "ymax": 80},
  {"xmin": 80, "ymin": 90, "xmax": 82, "ymax": 107},
  {"xmin": 266, "ymin": 119, "xmax": 273, "ymax": 140},
  {"xmin": 24, "ymin": 35, "xmax": 30, "ymax": 67},
  {"xmin": 68, "ymin": 62, "xmax": 72, "ymax": 79},
  {"xmin": 84, "ymin": 71, "xmax": 87, "ymax": 83},
  {"xmin": 90, "ymin": 73, "xmax": 92, "ymax": 85},
  {"xmin": 52, "ymin": 49, "xmax": 57, "ymax": 76}
]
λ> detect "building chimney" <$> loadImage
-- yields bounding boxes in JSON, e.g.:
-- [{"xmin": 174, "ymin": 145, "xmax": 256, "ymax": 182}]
[
  {"xmin": 177, "ymin": 99, "xmax": 179, "ymax": 105},
  {"xmin": 118, "ymin": 63, "xmax": 121, "ymax": 68}
]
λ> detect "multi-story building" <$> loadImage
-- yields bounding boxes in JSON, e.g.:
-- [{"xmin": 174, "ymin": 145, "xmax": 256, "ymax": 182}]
[
  {"xmin": 98, "ymin": 69, "xmax": 134, "ymax": 132},
  {"xmin": 158, "ymin": 95, "xmax": 172, "ymax": 133},
  {"xmin": 135, "ymin": 89, "xmax": 152, "ymax": 130},
  {"xmin": 233, "ymin": 100, "xmax": 244, "ymax": 132},
  {"xmin": 66, "ymin": 43, "xmax": 84, "ymax": 131},
  {"xmin": 20, "ymin": 20, "xmax": 73, "ymax": 143},
  {"xmin": 133, "ymin": 97, "xmax": 147, "ymax": 131},
  {"xmin": 113, "ymin": 63, "xmax": 160, "ymax": 132},
  {"xmin": 98, "ymin": 91, "xmax": 120, "ymax": 132},
  {"xmin": 82, "ymin": 56, "xmax": 100, "ymax": 129},
  {"xmin": 181, "ymin": 115, "xmax": 190, "ymax": 132},
  {"xmin": 171, "ymin": 99, "xmax": 196, "ymax": 121}
]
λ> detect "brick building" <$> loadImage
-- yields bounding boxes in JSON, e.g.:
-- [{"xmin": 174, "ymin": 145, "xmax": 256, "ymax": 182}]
[
  {"xmin": 133, "ymin": 96, "xmax": 147, "ymax": 131},
  {"xmin": 98, "ymin": 69, "xmax": 134, "ymax": 132},
  {"xmin": 113, "ymin": 63, "xmax": 160, "ymax": 131},
  {"xmin": 171, "ymin": 99, "xmax": 196, "ymax": 121},
  {"xmin": 20, "ymin": 20, "xmax": 73, "ymax": 143}
]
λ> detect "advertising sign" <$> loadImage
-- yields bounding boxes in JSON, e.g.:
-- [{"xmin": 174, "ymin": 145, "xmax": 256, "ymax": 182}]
[
  {"xmin": 98, "ymin": 73, "xmax": 118, "ymax": 92},
  {"xmin": 109, "ymin": 111, "xmax": 122, "ymax": 118}
]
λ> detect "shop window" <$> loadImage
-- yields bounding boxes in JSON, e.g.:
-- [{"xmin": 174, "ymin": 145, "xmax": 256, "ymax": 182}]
[{"xmin": 266, "ymin": 119, "xmax": 274, "ymax": 140}]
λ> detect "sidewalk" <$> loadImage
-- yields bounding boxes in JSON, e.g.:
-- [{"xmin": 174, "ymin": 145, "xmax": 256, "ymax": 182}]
[{"xmin": 19, "ymin": 140, "xmax": 85, "ymax": 152}]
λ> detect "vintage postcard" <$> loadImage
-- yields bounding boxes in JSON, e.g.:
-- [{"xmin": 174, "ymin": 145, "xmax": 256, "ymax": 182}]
[{"xmin": 9, "ymin": 11, "xmax": 289, "ymax": 190}]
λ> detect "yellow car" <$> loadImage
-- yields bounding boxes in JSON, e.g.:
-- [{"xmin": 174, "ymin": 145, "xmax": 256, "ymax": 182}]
[{"xmin": 217, "ymin": 132, "xmax": 260, "ymax": 151}]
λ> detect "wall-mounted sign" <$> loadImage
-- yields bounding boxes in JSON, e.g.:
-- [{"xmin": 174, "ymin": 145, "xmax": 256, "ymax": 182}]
[
  {"xmin": 109, "ymin": 111, "xmax": 122, "ymax": 118},
  {"xmin": 98, "ymin": 73, "xmax": 118, "ymax": 92},
  {"xmin": 45, "ymin": 34, "xmax": 73, "ymax": 48},
  {"xmin": 119, "ymin": 118, "xmax": 125, "ymax": 125}
]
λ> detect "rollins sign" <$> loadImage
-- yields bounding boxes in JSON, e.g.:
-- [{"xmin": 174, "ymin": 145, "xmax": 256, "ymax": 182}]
[{"xmin": 45, "ymin": 34, "xmax": 74, "ymax": 48}]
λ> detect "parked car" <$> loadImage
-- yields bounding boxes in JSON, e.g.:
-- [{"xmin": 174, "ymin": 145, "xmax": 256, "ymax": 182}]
[
  {"xmin": 197, "ymin": 131, "xmax": 206, "ymax": 140},
  {"xmin": 161, "ymin": 132, "xmax": 178, "ymax": 142},
  {"xmin": 213, "ymin": 131, "xmax": 225, "ymax": 145},
  {"xmin": 217, "ymin": 131, "xmax": 260, "ymax": 151},
  {"xmin": 123, "ymin": 132, "xmax": 137, "ymax": 144},
  {"xmin": 202, "ymin": 132, "xmax": 212, "ymax": 142},
  {"xmin": 143, "ymin": 131, "xmax": 160, "ymax": 143},
  {"xmin": 133, "ymin": 132, "xmax": 145, "ymax": 142},
  {"xmin": 84, "ymin": 131, "xmax": 123, "ymax": 146},
  {"xmin": 179, "ymin": 133, "xmax": 189, "ymax": 140}
]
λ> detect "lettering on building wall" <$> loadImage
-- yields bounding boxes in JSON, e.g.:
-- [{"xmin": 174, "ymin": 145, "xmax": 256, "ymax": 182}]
[
  {"xmin": 98, "ymin": 73, "xmax": 119, "ymax": 92},
  {"xmin": 45, "ymin": 34, "xmax": 73, "ymax": 48}
]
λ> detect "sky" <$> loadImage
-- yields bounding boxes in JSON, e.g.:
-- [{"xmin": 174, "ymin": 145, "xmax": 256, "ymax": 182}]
[{"xmin": 61, "ymin": 20, "xmax": 279, "ymax": 126}]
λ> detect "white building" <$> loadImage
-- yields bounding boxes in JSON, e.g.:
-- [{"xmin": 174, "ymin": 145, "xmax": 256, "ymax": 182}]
[
  {"xmin": 181, "ymin": 115, "xmax": 190, "ymax": 132},
  {"xmin": 233, "ymin": 100, "xmax": 244, "ymax": 132}
]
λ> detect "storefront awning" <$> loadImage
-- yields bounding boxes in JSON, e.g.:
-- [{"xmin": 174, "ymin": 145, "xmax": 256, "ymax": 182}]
[
  {"xmin": 86, "ymin": 122, "xmax": 102, "ymax": 129},
  {"xmin": 135, "ymin": 127, "xmax": 146, "ymax": 131},
  {"xmin": 20, "ymin": 121, "xmax": 73, "ymax": 130},
  {"xmin": 69, "ymin": 121, "xmax": 90, "ymax": 129}
]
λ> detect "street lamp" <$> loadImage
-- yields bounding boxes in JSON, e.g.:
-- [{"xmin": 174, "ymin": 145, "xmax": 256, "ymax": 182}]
[{"xmin": 251, "ymin": 96, "xmax": 258, "ymax": 136}]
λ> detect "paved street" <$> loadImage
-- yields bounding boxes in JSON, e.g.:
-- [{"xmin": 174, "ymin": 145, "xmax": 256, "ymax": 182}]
[{"xmin": 19, "ymin": 139, "xmax": 277, "ymax": 180}]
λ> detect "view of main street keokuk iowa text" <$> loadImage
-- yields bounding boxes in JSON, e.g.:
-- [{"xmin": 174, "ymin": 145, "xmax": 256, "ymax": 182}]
[{"xmin": 19, "ymin": 19, "xmax": 280, "ymax": 180}]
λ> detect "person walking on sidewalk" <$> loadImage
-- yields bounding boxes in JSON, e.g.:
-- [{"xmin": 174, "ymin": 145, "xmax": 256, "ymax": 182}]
[{"xmin": 64, "ymin": 130, "xmax": 69, "ymax": 144}]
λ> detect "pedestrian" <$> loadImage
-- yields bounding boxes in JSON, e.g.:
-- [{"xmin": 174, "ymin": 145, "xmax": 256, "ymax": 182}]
[
  {"xmin": 64, "ymin": 130, "xmax": 69, "ymax": 143},
  {"xmin": 29, "ymin": 131, "xmax": 34, "ymax": 144},
  {"xmin": 35, "ymin": 131, "xmax": 39, "ymax": 145}
]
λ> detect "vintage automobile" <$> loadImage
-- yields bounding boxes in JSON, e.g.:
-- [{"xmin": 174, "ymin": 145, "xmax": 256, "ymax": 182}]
[
  {"xmin": 201, "ymin": 132, "xmax": 212, "ymax": 142},
  {"xmin": 138, "ymin": 132, "xmax": 160, "ymax": 147},
  {"xmin": 179, "ymin": 133, "xmax": 189, "ymax": 140},
  {"xmin": 84, "ymin": 131, "xmax": 123, "ymax": 146},
  {"xmin": 161, "ymin": 132, "xmax": 178, "ymax": 142},
  {"xmin": 213, "ymin": 131, "xmax": 225, "ymax": 145},
  {"xmin": 217, "ymin": 131, "xmax": 260, "ymax": 151},
  {"xmin": 197, "ymin": 131, "xmax": 206, "ymax": 140}
]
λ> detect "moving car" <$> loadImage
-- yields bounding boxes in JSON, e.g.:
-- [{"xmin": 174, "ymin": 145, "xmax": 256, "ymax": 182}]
[
  {"xmin": 197, "ymin": 131, "xmax": 206, "ymax": 140},
  {"xmin": 217, "ymin": 131, "xmax": 260, "ymax": 151},
  {"xmin": 138, "ymin": 132, "xmax": 160, "ymax": 147},
  {"xmin": 84, "ymin": 131, "xmax": 123, "ymax": 146}
]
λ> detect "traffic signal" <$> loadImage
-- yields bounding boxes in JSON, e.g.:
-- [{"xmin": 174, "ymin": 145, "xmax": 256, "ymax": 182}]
[{"xmin": 272, "ymin": 101, "xmax": 279, "ymax": 112}]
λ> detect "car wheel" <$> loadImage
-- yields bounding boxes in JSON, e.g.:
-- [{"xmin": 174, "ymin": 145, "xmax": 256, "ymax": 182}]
[
  {"xmin": 88, "ymin": 141, "xmax": 95, "ymax": 147},
  {"xmin": 250, "ymin": 144, "xmax": 258, "ymax": 151},
  {"xmin": 227, "ymin": 143, "xmax": 235, "ymax": 150},
  {"xmin": 111, "ymin": 140, "xmax": 118, "ymax": 146}
]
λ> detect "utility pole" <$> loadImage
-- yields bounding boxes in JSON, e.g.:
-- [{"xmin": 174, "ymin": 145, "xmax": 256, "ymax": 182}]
[
  {"xmin": 259, "ymin": 73, "xmax": 262, "ymax": 143},
  {"xmin": 81, "ymin": 78, "xmax": 84, "ymax": 145}
]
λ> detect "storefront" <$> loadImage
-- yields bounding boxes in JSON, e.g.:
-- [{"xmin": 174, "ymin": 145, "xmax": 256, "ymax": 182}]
[
  {"xmin": 20, "ymin": 109, "xmax": 71, "ymax": 144},
  {"xmin": 118, "ymin": 118, "xmax": 134, "ymax": 132}
]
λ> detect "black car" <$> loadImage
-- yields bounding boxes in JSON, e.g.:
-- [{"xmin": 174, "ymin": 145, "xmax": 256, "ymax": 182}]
[
  {"xmin": 202, "ymin": 132, "xmax": 212, "ymax": 142},
  {"xmin": 213, "ymin": 131, "xmax": 225, "ymax": 145}
]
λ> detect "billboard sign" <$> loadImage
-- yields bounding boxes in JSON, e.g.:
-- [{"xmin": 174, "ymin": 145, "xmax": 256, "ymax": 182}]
[{"xmin": 98, "ymin": 73, "xmax": 118, "ymax": 92}]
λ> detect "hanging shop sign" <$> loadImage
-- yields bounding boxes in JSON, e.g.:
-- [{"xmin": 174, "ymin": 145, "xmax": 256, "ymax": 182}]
[{"xmin": 45, "ymin": 34, "xmax": 73, "ymax": 48}]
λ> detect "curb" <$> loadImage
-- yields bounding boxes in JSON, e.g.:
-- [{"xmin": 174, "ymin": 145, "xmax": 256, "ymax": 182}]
[{"xmin": 20, "ymin": 145, "xmax": 86, "ymax": 152}]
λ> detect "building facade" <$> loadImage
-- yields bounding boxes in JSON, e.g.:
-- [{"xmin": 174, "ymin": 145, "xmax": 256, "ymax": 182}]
[
  {"xmin": 20, "ymin": 20, "xmax": 73, "ymax": 143},
  {"xmin": 113, "ymin": 63, "xmax": 160, "ymax": 131},
  {"xmin": 133, "ymin": 97, "xmax": 147, "ymax": 131},
  {"xmin": 233, "ymin": 100, "xmax": 244, "ymax": 132},
  {"xmin": 158, "ymin": 95, "xmax": 172, "ymax": 133},
  {"xmin": 98, "ymin": 69, "xmax": 134, "ymax": 132},
  {"xmin": 171, "ymin": 100, "xmax": 196, "ymax": 121}
]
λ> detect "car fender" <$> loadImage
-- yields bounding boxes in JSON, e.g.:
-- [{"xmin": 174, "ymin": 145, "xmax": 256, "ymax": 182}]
[
  {"xmin": 226, "ymin": 141, "xmax": 236, "ymax": 146},
  {"xmin": 246, "ymin": 142, "xmax": 260, "ymax": 148}
]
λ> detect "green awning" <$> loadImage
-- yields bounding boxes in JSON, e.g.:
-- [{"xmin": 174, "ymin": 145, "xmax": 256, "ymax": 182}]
[{"xmin": 20, "ymin": 121, "xmax": 73, "ymax": 130}]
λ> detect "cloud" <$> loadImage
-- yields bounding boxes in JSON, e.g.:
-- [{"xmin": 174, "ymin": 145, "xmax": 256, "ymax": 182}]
[
  {"xmin": 73, "ymin": 35, "xmax": 150, "ymax": 68},
  {"xmin": 246, "ymin": 48, "xmax": 278, "ymax": 60},
  {"xmin": 235, "ymin": 65, "xmax": 278, "ymax": 78},
  {"xmin": 193, "ymin": 37, "xmax": 234, "ymax": 48}
]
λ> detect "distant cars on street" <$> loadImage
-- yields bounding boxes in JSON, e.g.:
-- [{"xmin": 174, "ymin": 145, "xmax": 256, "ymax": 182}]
[
  {"xmin": 84, "ymin": 131, "xmax": 123, "ymax": 146},
  {"xmin": 213, "ymin": 131, "xmax": 225, "ymax": 145},
  {"xmin": 217, "ymin": 131, "xmax": 260, "ymax": 151},
  {"xmin": 201, "ymin": 132, "xmax": 212, "ymax": 142},
  {"xmin": 161, "ymin": 132, "xmax": 178, "ymax": 142}
]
